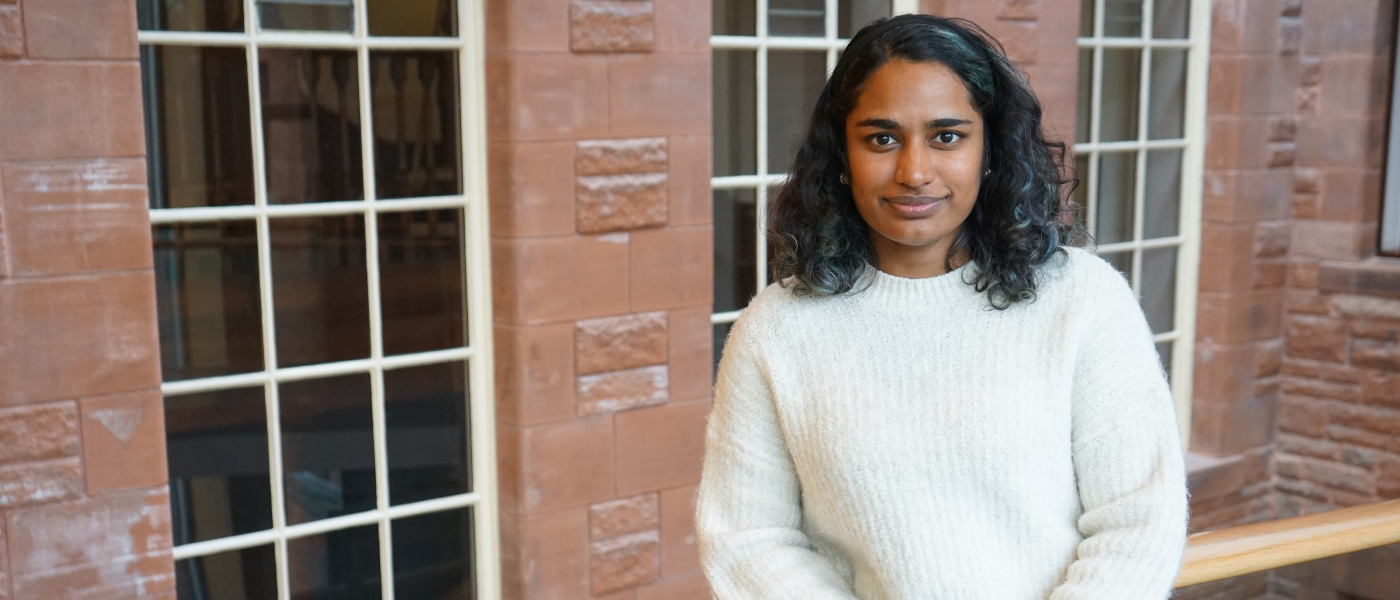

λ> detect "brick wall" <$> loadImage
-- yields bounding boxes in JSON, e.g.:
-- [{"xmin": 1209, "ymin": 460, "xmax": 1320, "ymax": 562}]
[
  {"xmin": 484, "ymin": 0, "xmax": 714, "ymax": 598},
  {"xmin": 0, "ymin": 1, "xmax": 175, "ymax": 599}
]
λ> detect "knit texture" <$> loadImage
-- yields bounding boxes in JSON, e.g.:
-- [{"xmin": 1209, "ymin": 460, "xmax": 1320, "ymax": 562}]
[{"xmin": 696, "ymin": 246, "xmax": 1188, "ymax": 600}]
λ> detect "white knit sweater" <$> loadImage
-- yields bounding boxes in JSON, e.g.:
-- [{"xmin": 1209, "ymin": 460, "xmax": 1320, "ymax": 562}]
[{"xmin": 696, "ymin": 247, "xmax": 1187, "ymax": 600}]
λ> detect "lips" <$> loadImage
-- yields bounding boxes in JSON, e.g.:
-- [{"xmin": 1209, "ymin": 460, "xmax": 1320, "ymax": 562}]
[{"xmin": 883, "ymin": 196, "xmax": 946, "ymax": 216}]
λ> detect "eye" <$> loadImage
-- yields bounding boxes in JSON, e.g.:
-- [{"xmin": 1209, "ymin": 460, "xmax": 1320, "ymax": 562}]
[
  {"xmin": 934, "ymin": 131, "xmax": 962, "ymax": 145},
  {"xmin": 870, "ymin": 133, "xmax": 897, "ymax": 147}
]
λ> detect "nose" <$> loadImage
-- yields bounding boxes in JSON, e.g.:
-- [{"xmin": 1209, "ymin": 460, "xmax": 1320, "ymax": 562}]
[{"xmin": 894, "ymin": 142, "xmax": 935, "ymax": 191}]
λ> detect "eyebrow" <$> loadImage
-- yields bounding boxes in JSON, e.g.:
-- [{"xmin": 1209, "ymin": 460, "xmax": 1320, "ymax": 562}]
[{"xmin": 855, "ymin": 117, "xmax": 974, "ymax": 129}]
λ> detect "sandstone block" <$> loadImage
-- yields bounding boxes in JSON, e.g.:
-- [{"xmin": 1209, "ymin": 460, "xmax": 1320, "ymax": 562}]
[
  {"xmin": 591, "ymin": 530, "xmax": 660, "ymax": 594},
  {"xmin": 577, "ymin": 173, "xmax": 668, "ymax": 233},
  {"xmin": 576, "ymin": 312, "xmax": 668, "ymax": 375},
  {"xmin": 590, "ymin": 493, "xmax": 659, "ymax": 539},
  {"xmin": 577, "ymin": 365, "xmax": 669, "ymax": 415},
  {"xmin": 1331, "ymin": 294, "xmax": 1400, "ymax": 321},
  {"xmin": 1284, "ymin": 316, "xmax": 1348, "ymax": 363},
  {"xmin": 571, "ymin": 0, "xmax": 654, "ymax": 53},
  {"xmin": 0, "ymin": 5, "xmax": 21, "ymax": 58},
  {"xmin": 0, "ymin": 457, "xmax": 83, "ymax": 508},
  {"xmin": 1353, "ymin": 339, "xmax": 1400, "ymax": 371},
  {"xmin": 0, "ymin": 402, "xmax": 79, "ymax": 464},
  {"xmin": 577, "ymin": 137, "xmax": 667, "ymax": 176},
  {"xmin": 1362, "ymin": 370, "xmax": 1400, "ymax": 408}
]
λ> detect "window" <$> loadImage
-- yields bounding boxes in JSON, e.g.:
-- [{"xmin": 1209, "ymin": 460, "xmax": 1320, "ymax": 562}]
[
  {"xmin": 1076, "ymin": 0, "xmax": 1208, "ymax": 440},
  {"xmin": 1384, "ymin": 18, "xmax": 1400, "ymax": 254},
  {"xmin": 137, "ymin": 0, "xmax": 499, "ymax": 598}
]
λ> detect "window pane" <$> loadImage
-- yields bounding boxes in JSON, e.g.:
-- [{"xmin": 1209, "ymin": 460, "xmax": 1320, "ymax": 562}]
[
  {"xmin": 1099, "ymin": 49, "xmax": 1140, "ymax": 142},
  {"xmin": 1080, "ymin": 0, "xmax": 1094, "ymax": 36},
  {"xmin": 1100, "ymin": 250, "xmax": 1132, "ymax": 283},
  {"xmin": 138, "ymin": 0, "xmax": 244, "ymax": 32},
  {"xmin": 838, "ymin": 0, "xmax": 890, "ymax": 38},
  {"xmin": 713, "ymin": 188, "xmax": 757, "ymax": 313},
  {"xmin": 270, "ymin": 216, "xmax": 370, "ymax": 368},
  {"xmin": 280, "ymin": 374, "xmax": 377, "ymax": 525},
  {"xmin": 1157, "ymin": 341, "xmax": 1173, "ymax": 377},
  {"xmin": 142, "ymin": 46, "xmax": 255, "ymax": 209},
  {"xmin": 286, "ymin": 524, "xmax": 382, "ymax": 599},
  {"xmin": 767, "ymin": 51, "xmax": 827, "ymax": 175},
  {"xmin": 386, "ymin": 362, "xmax": 471, "ymax": 505},
  {"xmin": 154, "ymin": 222, "xmax": 264, "ymax": 381},
  {"xmin": 369, "ymin": 0, "xmax": 456, "ymax": 36},
  {"xmin": 1095, "ymin": 151, "xmax": 1136, "ymax": 245},
  {"xmin": 1141, "ymin": 246, "xmax": 1177, "ymax": 334},
  {"xmin": 1104, "ymin": 0, "xmax": 1142, "ymax": 37},
  {"xmin": 260, "ymin": 49, "xmax": 365, "ymax": 204},
  {"xmin": 1076, "ymin": 48, "xmax": 1092, "ymax": 143},
  {"xmin": 257, "ymin": 0, "xmax": 353, "ymax": 32},
  {"xmin": 1148, "ymin": 49, "xmax": 1187, "ymax": 140},
  {"xmin": 1152, "ymin": 0, "xmax": 1190, "ymax": 39},
  {"xmin": 713, "ymin": 321, "xmax": 733, "ymax": 378},
  {"xmin": 714, "ymin": 0, "xmax": 756, "ymax": 36},
  {"xmin": 371, "ymin": 51, "xmax": 463, "ymax": 199},
  {"xmin": 175, "ymin": 545, "xmax": 277, "ymax": 600},
  {"xmin": 166, "ymin": 387, "xmax": 273, "ymax": 544},
  {"xmin": 1073, "ymin": 153, "xmax": 1090, "ymax": 230},
  {"xmin": 392, "ymin": 508, "xmax": 475, "ymax": 600},
  {"xmin": 379, "ymin": 210, "xmax": 466, "ymax": 356},
  {"xmin": 1144, "ymin": 149, "xmax": 1182, "ymax": 239},
  {"xmin": 713, "ymin": 50, "xmax": 757, "ymax": 177},
  {"xmin": 770, "ymin": 0, "xmax": 825, "ymax": 37}
]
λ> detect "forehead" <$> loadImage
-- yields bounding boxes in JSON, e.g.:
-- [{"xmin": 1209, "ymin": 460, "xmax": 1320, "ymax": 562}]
[{"xmin": 849, "ymin": 59, "xmax": 979, "ymax": 121}]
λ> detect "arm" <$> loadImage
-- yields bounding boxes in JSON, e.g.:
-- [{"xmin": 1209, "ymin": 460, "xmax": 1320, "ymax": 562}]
[
  {"xmin": 695, "ymin": 316, "xmax": 858, "ymax": 600},
  {"xmin": 1048, "ymin": 266, "xmax": 1189, "ymax": 600}
]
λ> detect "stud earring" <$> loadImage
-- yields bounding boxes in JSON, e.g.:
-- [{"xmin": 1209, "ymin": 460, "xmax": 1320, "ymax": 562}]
[
  {"xmin": 840, "ymin": 173, "xmax": 850, "ymax": 185},
  {"xmin": 983, "ymin": 169, "xmax": 992, "ymax": 178}
]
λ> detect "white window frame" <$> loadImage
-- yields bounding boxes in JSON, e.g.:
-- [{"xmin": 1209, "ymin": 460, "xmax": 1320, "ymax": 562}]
[
  {"xmin": 138, "ymin": 0, "xmax": 501, "ymax": 598},
  {"xmin": 1077, "ymin": 0, "xmax": 1211, "ymax": 446},
  {"xmin": 1382, "ymin": 18, "xmax": 1400, "ymax": 254}
]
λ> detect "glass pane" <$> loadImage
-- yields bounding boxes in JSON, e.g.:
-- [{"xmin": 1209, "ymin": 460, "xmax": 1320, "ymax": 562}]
[
  {"xmin": 138, "ymin": 0, "xmax": 244, "ymax": 32},
  {"xmin": 1156, "ymin": 341, "xmax": 1172, "ymax": 378},
  {"xmin": 280, "ymin": 374, "xmax": 377, "ymax": 525},
  {"xmin": 1144, "ymin": 149, "xmax": 1182, "ymax": 239},
  {"xmin": 386, "ymin": 362, "xmax": 471, "ymax": 505},
  {"xmin": 713, "ymin": 321, "xmax": 733, "ymax": 380},
  {"xmin": 166, "ymin": 387, "xmax": 273, "ymax": 544},
  {"xmin": 1099, "ymin": 49, "xmax": 1141, "ymax": 142},
  {"xmin": 379, "ymin": 209, "xmax": 465, "ymax": 356},
  {"xmin": 1080, "ymin": 0, "xmax": 1094, "ymax": 36},
  {"xmin": 713, "ymin": 50, "xmax": 757, "ymax": 177},
  {"xmin": 1141, "ymin": 246, "xmax": 1177, "ymax": 334},
  {"xmin": 1073, "ymin": 153, "xmax": 1090, "ymax": 229},
  {"xmin": 1100, "ymin": 251, "xmax": 1132, "ymax": 283},
  {"xmin": 260, "ymin": 49, "xmax": 365, "ymax": 204},
  {"xmin": 142, "ymin": 46, "xmax": 255, "ymax": 209},
  {"xmin": 175, "ymin": 545, "xmax": 277, "ymax": 600},
  {"xmin": 371, "ymin": 51, "xmax": 463, "ymax": 199},
  {"xmin": 154, "ymin": 222, "xmax": 264, "ymax": 381},
  {"xmin": 392, "ymin": 508, "xmax": 475, "ymax": 600},
  {"xmin": 286, "ymin": 524, "xmax": 382, "ymax": 599},
  {"xmin": 1095, "ymin": 151, "xmax": 1136, "ymax": 244},
  {"xmin": 270, "ymin": 215, "xmax": 370, "ymax": 368},
  {"xmin": 713, "ymin": 188, "xmax": 758, "ymax": 313},
  {"xmin": 1152, "ymin": 0, "xmax": 1190, "ymax": 38},
  {"xmin": 770, "ymin": 0, "xmax": 825, "ymax": 37},
  {"xmin": 714, "ymin": 0, "xmax": 756, "ymax": 36},
  {"xmin": 839, "ymin": 0, "xmax": 890, "ymax": 38},
  {"xmin": 369, "ymin": 0, "xmax": 456, "ymax": 36},
  {"xmin": 768, "ymin": 51, "xmax": 827, "ymax": 174},
  {"xmin": 1076, "ymin": 48, "xmax": 1092, "ymax": 143},
  {"xmin": 1148, "ymin": 49, "xmax": 1187, "ymax": 140},
  {"xmin": 1104, "ymin": 0, "xmax": 1142, "ymax": 37},
  {"xmin": 258, "ymin": 0, "xmax": 353, "ymax": 32}
]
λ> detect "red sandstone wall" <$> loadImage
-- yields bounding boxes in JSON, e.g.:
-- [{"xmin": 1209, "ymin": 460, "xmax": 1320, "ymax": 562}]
[{"xmin": 0, "ymin": 0, "xmax": 175, "ymax": 598}]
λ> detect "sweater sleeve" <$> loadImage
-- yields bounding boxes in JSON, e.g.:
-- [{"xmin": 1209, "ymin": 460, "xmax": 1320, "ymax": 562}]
[
  {"xmin": 695, "ymin": 311, "xmax": 858, "ymax": 600},
  {"xmin": 1048, "ymin": 262, "xmax": 1189, "ymax": 600}
]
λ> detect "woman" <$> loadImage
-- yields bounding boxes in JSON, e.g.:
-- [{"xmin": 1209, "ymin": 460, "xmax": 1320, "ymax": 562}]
[{"xmin": 696, "ymin": 14, "xmax": 1187, "ymax": 600}]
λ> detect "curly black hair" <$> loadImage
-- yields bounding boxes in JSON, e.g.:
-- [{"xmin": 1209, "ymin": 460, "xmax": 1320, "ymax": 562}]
[{"xmin": 767, "ymin": 14, "xmax": 1085, "ymax": 309}]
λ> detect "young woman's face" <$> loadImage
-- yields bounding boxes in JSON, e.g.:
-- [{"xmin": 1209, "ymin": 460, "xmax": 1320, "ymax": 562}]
[{"xmin": 844, "ymin": 59, "xmax": 984, "ymax": 264}]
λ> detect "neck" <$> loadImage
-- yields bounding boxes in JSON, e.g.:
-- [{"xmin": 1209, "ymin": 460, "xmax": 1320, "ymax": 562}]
[{"xmin": 871, "ymin": 231, "xmax": 967, "ymax": 279}]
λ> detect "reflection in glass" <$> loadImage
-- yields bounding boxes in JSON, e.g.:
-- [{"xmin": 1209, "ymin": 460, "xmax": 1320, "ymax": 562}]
[
  {"xmin": 280, "ymin": 374, "xmax": 377, "ymax": 525},
  {"xmin": 270, "ymin": 216, "xmax": 370, "ymax": 367},
  {"xmin": 369, "ymin": 0, "xmax": 456, "ymax": 36},
  {"xmin": 713, "ymin": 50, "xmax": 757, "ymax": 177},
  {"xmin": 379, "ymin": 210, "xmax": 465, "ymax": 356},
  {"xmin": 714, "ymin": 188, "xmax": 758, "ymax": 313},
  {"xmin": 768, "ymin": 51, "xmax": 827, "ymax": 174},
  {"xmin": 838, "ymin": 0, "xmax": 891, "ymax": 38},
  {"xmin": 1101, "ymin": 251, "xmax": 1132, "ymax": 283},
  {"xmin": 1144, "ymin": 150, "xmax": 1182, "ymax": 239},
  {"xmin": 260, "ymin": 49, "xmax": 364, "ymax": 204},
  {"xmin": 714, "ymin": 0, "xmax": 757, "ymax": 36},
  {"xmin": 141, "ymin": 46, "xmax": 255, "ymax": 209},
  {"xmin": 385, "ymin": 362, "xmax": 471, "ymax": 505},
  {"xmin": 138, "ymin": 0, "xmax": 244, "ymax": 32},
  {"xmin": 154, "ymin": 222, "xmax": 264, "ymax": 381},
  {"xmin": 1148, "ymin": 49, "xmax": 1187, "ymax": 140},
  {"xmin": 392, "ymin": 509, "xmax": 476, "ymax": 599},
  {"xmin": 1104, "ymin": 0, "xmax": 1143, "ymax": 37},
  {"xmin": 166, "ymin": 387, "xmax": 273, "ymax": 544},
  {"xmin": 1076, "ymin": 48, "xmax": 1093, "ymax": 143},
  {"xmin": 1141, "ymin": 247, "xmax": 1177, "ymax": 334},
  {"xmin": 1156, "ymin": 341, "xmax": 1173, "ymax": 377},
  {"xmin": 1079, "ymin": 0, "xmax": 1094, "ymax": 36},
  {"xmin": 1099, "ymin": 49, "xmax": 1141, "ymax": 142},
  {"xmin": 770, "ymin": 0, "xmax": 825, "ymax": 37},
  {"xmin": 257, "ymin": 0, "xmax": 353, "ymax": 32},
  {"xmin": 286, "ymin": 524, "xmax": 382, "ymax": 599},
  {"xmin": 371, "ymin": 51, "xmax": 463, "ymax": 199},
  {"xmin": 1096, "ymin": 152, "xmax": 1136, "ymax": 245},
  {"xmin": 174, "ymin": 545, "xmax": 277, "ymax": 600},
  {"xmin": 1152, "ymin": 0, "xmax": 1190, "ymax": 39}
]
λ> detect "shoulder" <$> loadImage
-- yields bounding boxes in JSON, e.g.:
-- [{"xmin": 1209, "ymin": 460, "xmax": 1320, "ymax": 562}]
[{"xmin": 1041, "ymin": 246, "xmax": 1137, "ymax": 303}]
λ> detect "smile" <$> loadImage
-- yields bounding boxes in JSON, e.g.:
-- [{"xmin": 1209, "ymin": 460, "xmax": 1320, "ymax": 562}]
[{"xmin": 883, "ymin": 196, "xmax": 946, "ymax": 216}]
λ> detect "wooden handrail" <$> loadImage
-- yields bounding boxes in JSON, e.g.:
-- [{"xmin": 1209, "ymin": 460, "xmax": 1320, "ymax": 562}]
[{"xmin": 1175, "ymin": 498, "xmax": 1400, "ymax": 588}]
